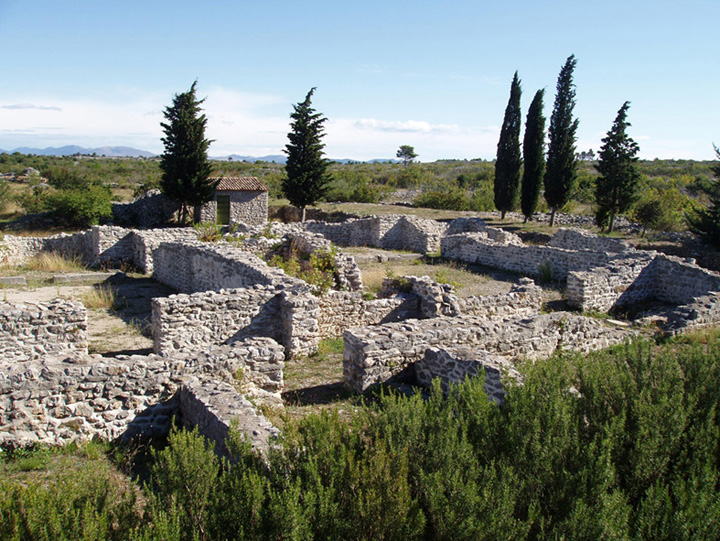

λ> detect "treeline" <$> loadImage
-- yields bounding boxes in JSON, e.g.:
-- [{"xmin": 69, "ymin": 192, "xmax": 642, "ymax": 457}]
[
  {"xmin": 2, "ymin": 337, "xmax": 719, "ymax": 539},
  {"xmin": 1, "ymin": 152, "xmax": 716, "ymax": 232}
]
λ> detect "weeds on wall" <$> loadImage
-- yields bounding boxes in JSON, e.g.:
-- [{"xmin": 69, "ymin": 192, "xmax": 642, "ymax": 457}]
[
  {"xmin": 267, "ymin": 246, "xmax": 339, "ymax": 295},
  {"xmin": 193, "ymin": 222, "xmax": 223, "ymax": 243}
]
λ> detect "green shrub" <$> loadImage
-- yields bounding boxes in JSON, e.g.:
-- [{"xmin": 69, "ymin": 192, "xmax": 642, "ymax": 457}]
[
  {"xmin": 48, "ymin": 185, "xmax": 113, "ymax": 227},
  {"xmin": 414, "ymin": 188, "xmax": 470, "ymax": 211},
  {"xmin": 193, "ymin": 222, "xmax": 223, "ymax": 242}
]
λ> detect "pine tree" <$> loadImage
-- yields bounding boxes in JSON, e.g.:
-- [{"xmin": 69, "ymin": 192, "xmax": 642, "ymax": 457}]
[
  {"xmin": 159, "ymin": 81, "xmax": 216, "ymax": 224},
  {"xmin": 494, "ymin": 71, "xmax": 523, "ymax": 220},
  {"xmin": 282, "ymin": 88, "xmax": 332, "ymax": 222},
  {"xmin": 545, "ymin": 55, "xmax": 579, "ymax": 227},
  {"xmin": 687, "ymin": 145, "xmax": 720, "ymax": 246},
  {"xmin": 521, "ymin": 89, "xmax": 546, "ymax": 222},
  {"xmin": 595, "ymin": 102, "xmax": 641, "ymax": 233},
  {"xmin": 396, "ymin": 145, "xmax": 418, "ymax": 166}
]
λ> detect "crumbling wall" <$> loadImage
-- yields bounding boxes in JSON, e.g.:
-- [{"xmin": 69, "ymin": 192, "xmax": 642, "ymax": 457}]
[
  {"xmin": 343, "ymin": 312, "xmax": 636, "ymax": 392},
  {"xmin": 151, "ymin": 241, "xmax": 300, "ymax": 293},
  {"xmin": 317, "ymin": 291, "xmax": 420, "ymax": 340},
  {"xmin": 0, "ymin": 338, "xmax": 283, "ymax": 450},
  {"xmin": 112, "ymin": 189, "xmax": 180, "ymax": 228},
  {"xmin": 131, "ymin": 228, "xmax": 199, "ymax": 274},
  {"xmin": 0, "ymin": 300, "xmax": 87, "ymax": 361},
  {"xmin": 441, "ymin": 231, "xmax": 624, "ymax": 281},
  {"xmin": 304, "ymin": 214, "xmax": 447, "ymax": 253},
  {"xmin": 0, "ymin": 226, "xmax": 134, "ymax": 267},
  {"xmin": 548, "ymin": 228, "xmax": 630, "ymax": 253},
  {"xmin": 416, "ymin": 347, "xmax": 521, "ymax": 403},
  {"xmin": 152, "ymin": 286, "xmax": 284, "ymax": 354}
]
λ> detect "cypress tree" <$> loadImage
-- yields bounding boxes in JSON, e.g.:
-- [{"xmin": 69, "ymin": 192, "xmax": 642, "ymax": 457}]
[
  {"xmin": 687, "ymin": 145, "xmax": 720, "ymax": 246},
  {"xmin": 282, "ymin": 88, "xmax": 332, "ymax": 222},
  {"xmin": 595, "ymin": 101, "xmax": 641, "ymax": 233},
  {"xmin": 545, "ymin": 55, "xmax": 579, "ymax": 227},
  {"xmin": 494, "ymin": 71, "xmax": 523, "ymax": 220},
  {"xmin": 521, "ymin": 89, "xmax": 546, "ymax": 222},
  {"xmin": 160, "ymin": 80, "xmax": 216, "ymax": 224}
]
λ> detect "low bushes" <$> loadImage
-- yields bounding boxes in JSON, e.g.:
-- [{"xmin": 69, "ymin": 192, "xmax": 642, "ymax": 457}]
[{"xmin": 2, "ymin": 337, "xmax": 719, "ymax": 539}]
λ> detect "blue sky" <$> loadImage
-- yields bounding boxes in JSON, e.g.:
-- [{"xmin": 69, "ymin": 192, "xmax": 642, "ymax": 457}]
[{"xmin": 1, "ymin": 0, "xmax": 718, "ymax": 161}]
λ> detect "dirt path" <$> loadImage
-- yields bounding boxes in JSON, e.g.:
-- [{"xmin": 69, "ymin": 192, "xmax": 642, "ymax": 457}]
[{"xmin": 2, "ymin": 273, "xmax": 174, "ymax": 356}]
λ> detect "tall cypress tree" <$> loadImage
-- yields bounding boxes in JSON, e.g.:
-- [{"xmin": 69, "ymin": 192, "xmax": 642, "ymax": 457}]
[
  {"xmin": 282, "ymin": 88, "xmax": 332, "ymax": 222},
  {"xmin": 494, "ymin": 71, "xmax": 523, "ymax": 220},
  {"xmin": 687, "ymin": 145, "xmax": 720, "ymax": 247},
  {"xmin": 545, "ymin": 55, "xmax": 579, "ymax": 227},
  {"xmin": 521, "ymin": 89, "xmax": 546, "ymax": 222},
  {"xmin": 160, "ymin": 80, "xmax": 216, "ymax": 224},
  {"xmin": 595, "ymin": 101, "xmax": 640, "ymax": 233}
]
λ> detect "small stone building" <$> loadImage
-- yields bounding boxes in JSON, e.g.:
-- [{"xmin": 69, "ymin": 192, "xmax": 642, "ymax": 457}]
[{"xmin": 199, "ymin": 177, "xmax": 269, "ymax": 226}]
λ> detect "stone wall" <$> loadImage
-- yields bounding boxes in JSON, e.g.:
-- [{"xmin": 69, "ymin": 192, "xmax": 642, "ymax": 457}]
[
  {"xmin": 441, "ymin": 231, "xmax": 630, "ymax": 281},
  {"xmin": 290, "ymin": 231, "xmax": 363, "ymax": 291},
  {"xmin": 416, "ymin": 347, "xmax": 521, "ymax": 403},
  {"xmin": 317, "ymin": 291, "xmax": 420, "ymax": 340},
  {"xmin": 152, "ymin": 286, "xmax": 284, "ymax": 355},
  {"xmin": 0, "ymin": 338, "xmax": 283, "ymax": 451},
  {"xmin": 131, "ymin": 228, "xmax": 200, "ymax": 274},
  {"xmin": 199, "ymin": 190, "xmax": 268, "ymax": 226},
  {"xmin": 112, "ymin": 190, "xmax": 180, "ymax": 228},
  {"xmin": 305, "ymin": 214, "xmax": 448, "ymax": 253},
  {"xmin": 0, "ymin": 300, "xmax": 87, "ymax": 361},
  {"xmin": 547, "ymin": 227, "xmax": 630, "ymax": 253},
  {"xmin": 151, "ymin": 241, "xmax": 301, "ymax": 294},
  {"xmin": 566, "ymin": 257, "xmax": 656, "ymax": 312},
  {"xmin": 343, "ymin": 312, "xmax": 636, "ymax": 392},
  {"xmin": 0, "ymin": 226, "xmax": 135, "ymax": 268},
  {"xmin": 459, "ymin": 278, "xmax": 544, "ymax": 319},
  {"xmin": 567, "ymin": 254, "xmax": 720, "ymax": 325}
]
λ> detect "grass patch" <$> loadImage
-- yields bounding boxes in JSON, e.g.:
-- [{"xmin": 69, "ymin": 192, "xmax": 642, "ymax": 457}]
[
  {"xmin": 80, "ymin": 284, "xmax": 120, "ymax": 310},
  {"xmin": 23, "ymin": 252, "xmax": 85, "ymax": 273}
]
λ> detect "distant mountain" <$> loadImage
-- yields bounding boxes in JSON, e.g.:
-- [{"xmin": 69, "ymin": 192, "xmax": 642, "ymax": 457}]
[
  {"xmin": 212, "ymin": 154, "xmax": 287, "ymax": 164},
  {"xmin": 4, "ymin": 145, "xmax": 156, "ymax": 158}
]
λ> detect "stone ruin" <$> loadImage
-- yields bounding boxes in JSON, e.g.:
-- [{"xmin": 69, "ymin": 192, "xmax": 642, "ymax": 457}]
[{"xmin": 1, "ymin": 214, "xmax": 719, "ymax": 451}]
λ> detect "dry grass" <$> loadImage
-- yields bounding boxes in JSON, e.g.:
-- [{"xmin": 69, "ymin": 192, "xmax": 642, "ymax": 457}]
[
  {"xmin": 356, "ymin": 255, "xmax": 514, "ymax": 298},
  {"xmin": 80, "ymin": 285, "xmax": 118, "ymax": 310},
  {"xmin": 23, "ymin": 252, "xmax": 85, "ymax": 273}
]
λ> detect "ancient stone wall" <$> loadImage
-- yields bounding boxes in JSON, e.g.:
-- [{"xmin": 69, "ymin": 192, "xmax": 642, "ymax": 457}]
[
  {"xmin": 0, "ymin": 226, "xmax": 135, "ymax": 268},
  {"xmin": 305, "ymin": 214, "xmax": 447, "ymax": 253},
  {"xmin": 151, "ymin": 241, "xmax": 300, "ymax": 294},
  {"xmin": 343, "ymin": 312, "xmax": 636, "ymax": 392},
  {"xmin": 131, "ymin": 228, "xmax": 199, "ymax": 274},
  {"xmin": 317, "ymin": 291, "xmax": 420, "ymax": 340},
  {"xmin": 0, "ymin": 300, "xmax": 87, "ymax": 361},
  {"xmin": 112, "ymin": 190, "xmax": 180, "ymax": 228},
  {"xmin": 651, "ymin": 254, "xmax": 720, "ymax": 304},
  {"xmin": 459, "ymin": 278, "xmax": 544, "ymax": 319},
  {"xmin": 0, "ymin": 338, "xmax": 283, "ymax": 450},
  {"xmin": 416, "ymin": 347, "xmax": 520, "ymax": 403},
  {"xmin": 152, "ymin": 286, "xmax": 284, "ymax": 355},
  {"xmin": 566, "ymin": 257, "xmax": 656, "ymax": 312},
  {"xmin": 547, "ymin": 228, "xmax": 630, "ymax": 253},
  {"xmin": 441, "ymin": 231, "xmax": 624, "ymax": 281}
]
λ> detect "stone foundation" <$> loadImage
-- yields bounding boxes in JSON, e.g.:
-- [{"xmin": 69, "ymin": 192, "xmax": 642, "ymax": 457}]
[
  {"xmin": 343, "ymin": 312, "xmax": 636, "ymax": 393},
  {"xmin": 0, "ymin": 337, "xmax": 283, "ymax": 451},
  {"xmin": 0, "ymin": 300, "xmax": 87, "ymax": 361}
]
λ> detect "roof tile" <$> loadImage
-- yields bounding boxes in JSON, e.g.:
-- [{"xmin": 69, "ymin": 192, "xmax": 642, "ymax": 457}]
[{"xmin": 210, "ymin": 176, "xmax": 269, "ymax": 192}]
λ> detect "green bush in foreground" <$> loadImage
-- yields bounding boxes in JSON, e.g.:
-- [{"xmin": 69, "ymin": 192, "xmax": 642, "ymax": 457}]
[{"xmin": 2, "ymin": 337, "xmax": 719, "ymax": 539}]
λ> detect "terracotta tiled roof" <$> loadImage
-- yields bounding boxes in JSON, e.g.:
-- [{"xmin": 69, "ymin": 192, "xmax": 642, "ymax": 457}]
[{"xmin": 210, "ymin": 177, "xmax": 268, "ymax": 192}]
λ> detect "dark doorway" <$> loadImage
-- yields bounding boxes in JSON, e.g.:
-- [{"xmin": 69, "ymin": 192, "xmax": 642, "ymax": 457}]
[{"xmin": 216, "ymin": 195, "xmax": 230, "ymax": 225}]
